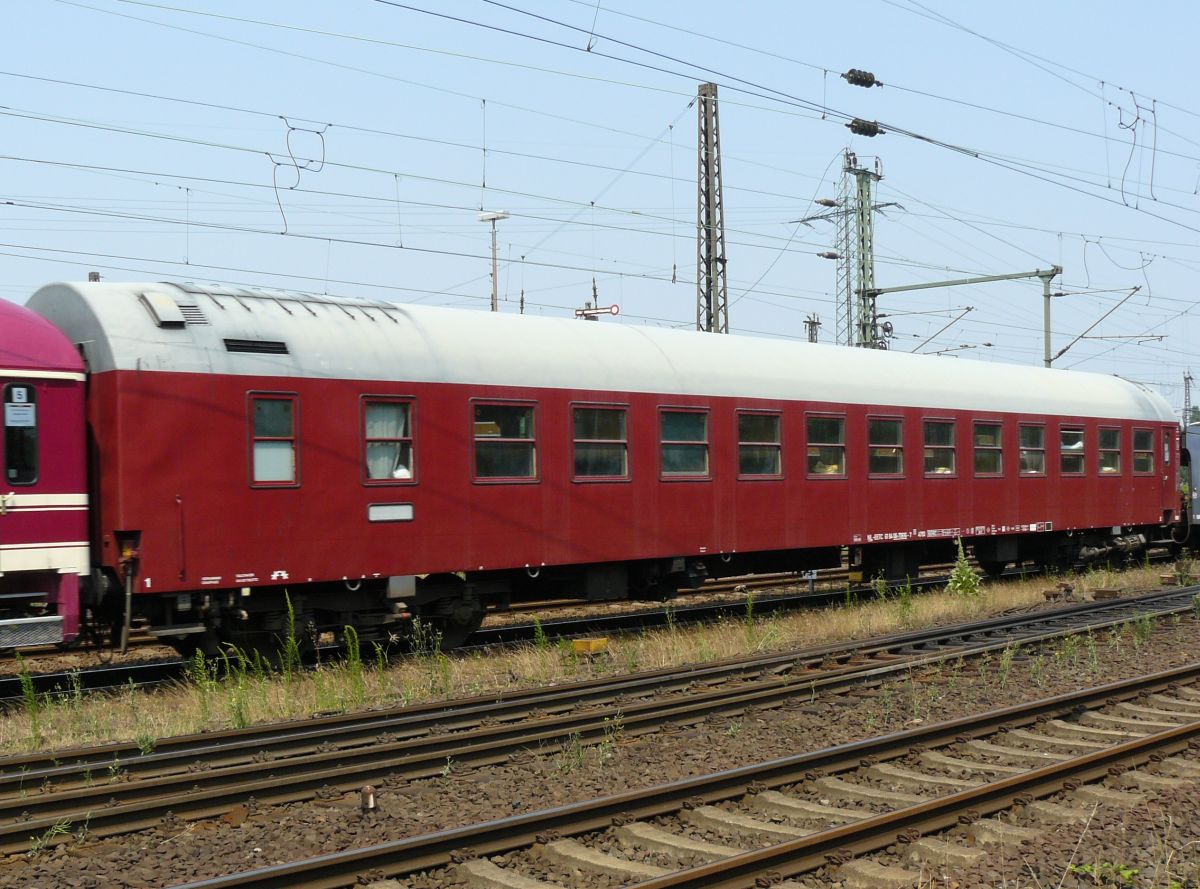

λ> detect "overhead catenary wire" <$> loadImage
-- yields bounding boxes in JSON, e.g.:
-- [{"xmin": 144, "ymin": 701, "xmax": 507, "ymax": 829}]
[
  {"xmin": 7, "ymin": 1, "xmax": 1190, "ymax": 391},
  {"xmin": 50, "ymin": 0, "xmax": 1200, "ymax": 245}
]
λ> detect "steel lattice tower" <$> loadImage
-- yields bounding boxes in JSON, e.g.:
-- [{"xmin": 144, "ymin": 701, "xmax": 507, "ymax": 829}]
[
  {"xmin": 833, "ymin": 150, "xmax": 882, "ymax": 348},
  {"xmin": 695, "ymin": 83, "xmax": 729, "ymax": 333},
  {"xmin": 834, "ymin": 154, "xmax": 855, "ymax": 346}
]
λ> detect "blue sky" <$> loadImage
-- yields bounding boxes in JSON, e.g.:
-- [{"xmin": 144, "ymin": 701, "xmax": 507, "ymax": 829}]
[{"xmin": 4, "ymin": 1, "xmax": 1199, "ymax": 408}]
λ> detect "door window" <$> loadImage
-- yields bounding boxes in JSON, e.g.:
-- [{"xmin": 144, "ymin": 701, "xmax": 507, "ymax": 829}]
[{"xmin": 3, "ymin": 383, "xmax": 37, "ymax": 485}]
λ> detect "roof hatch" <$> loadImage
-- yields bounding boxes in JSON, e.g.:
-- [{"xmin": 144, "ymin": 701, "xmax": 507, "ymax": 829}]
[{"xmin": 139, "ymin": 291, "xmax": 186, "ymax": 328}]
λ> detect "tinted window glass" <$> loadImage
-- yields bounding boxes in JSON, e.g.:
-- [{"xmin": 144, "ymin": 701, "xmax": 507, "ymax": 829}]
[
  {"xmin": 475, "ymin": 404, "xmax": 536, "ymax": 479},
  {"xmin": 574, "ymin": 407, "xmax": 628, "ymax": 478},
  {"xmin": 738, "ymin": 413, "xmax": 781, "ymax": 476},
  {"xmin": 661, "ymin": 411, "xmax": 708, "ymax": 477},
  {"xmin": 661, "ymin": 411, "xmax": 706, "ymax": 442}
]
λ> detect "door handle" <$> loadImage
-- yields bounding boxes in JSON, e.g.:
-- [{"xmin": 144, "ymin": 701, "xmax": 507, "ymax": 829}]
[{"xmin": 0, "ymin": 492, "xmax": 13, "ymax": 515}]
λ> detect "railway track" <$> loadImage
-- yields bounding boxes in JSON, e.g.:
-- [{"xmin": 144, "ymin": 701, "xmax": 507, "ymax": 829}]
[
  {"xmin": 0, "ymin": 553, "xmax": 1169, "ymax": 699},
  {"xmin": 0, "ymin": 564, "xmax": 974, "ymax": 700},
  {"xmin": 169, "ymin": 661, "xmax": 1200, "ymax": 889},
  {"xmin": 0, "ymin": 584, "xmax": 1194, "ymax": 856}
]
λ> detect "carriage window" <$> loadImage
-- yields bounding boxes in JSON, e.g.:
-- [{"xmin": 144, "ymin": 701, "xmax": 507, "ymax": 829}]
[
  {"xmin": 574, "ymin": 406, "xmax": 628, "ymax": 479},
  {"xmin": 974, "ymin": 423, "xmax": 1002, "ymax": 475},
  {"xmin": 364, "ymin": 401, "xmax": 413, "ymax": 482},
  {"xmin": 1098, "ymin": 427, "xmax": 1121, "ymax": 474},
  {"xmin": 738, "ymin": 412, "xmax": 781, "ymax": 477},
  {"xmin": 475, "ymin": 403, "xmax": 536, "ymax": 479},
  {"xmin": 1061, "ymin": 427, "xmax": 1085, "ymax": 475},
  {"xmin": 923, "ymin": 420, "xmax": 955, "ymax": 475},
  {"xmin": 660, "ymin": 410, "xmax": 708, "ymax": 477},
  {"xmin": 1019, "ymin": 425, "xmax": 1046, "ymax": 475},
  {"xmin": 1133, "ymin": 429, "xmax": 1155, "ymax": 474},
  {"xmin": 868, "ymin": 418, "xmax": 903, "ymax": 476},
  {"xmin": 3, "ymin": 384, "xmax": 37, "ymax": 486},
  {"xmin": 251, "ymin": 395, "xmax": 297, "ymax": 485},
  {"xmin": 806, "ymin": 415, "xmax": 845, "ymax": 476}
]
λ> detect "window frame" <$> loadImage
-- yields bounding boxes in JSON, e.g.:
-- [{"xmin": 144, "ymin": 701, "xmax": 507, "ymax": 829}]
[
  {"xmin": 1018, "ymin": 423, "xmax": 1046, "ymax": 477},
  {"xmin": 471, "ymin": 398, "xmax": 540, "ymax": 484},
  {"xmin": 3, "ymin": 382, "xmax": 39, "ymax": 487},
  {"xmin": 805, "ymin": 412, "xmax": 847, "ymax": 479},
  {"xmin": 736, "ymin": 409, "xmax": 783, "ymax": 480},
  {"xmin": 1060, "ymin": 424, "xmax": 1086, "ymax": 476},
  {"xmin": 1132, "ymin": 428, "xmax": 1156, "ymax": 475},
  {"xmin": 658, "ymin": 406, "xmax": 711, "ymax": 481},
  {"xmin": 867, "ymin": 415, "xmax": 905, "ymax": 478},
  {"xmin": 361, "ymin": 395, "xmax": 416, "ymax": 486},
  {"xmin": 248, "ymin": 391, "xmax": 300, "ymax": 489},
  {"xmin": 973, "ymin": 420, "xmax": 1004, "ymax": 477},
  {"xmin": 922, "ymin": 418, "xmax": 956, "ymax": 478},
  {"xmin": 1098, "ymin": 426, "xmax": 1122, "ymax": 476},
  {"xmin": 571, "ymin": 402, "xmax": 630, "ymax": 483}
]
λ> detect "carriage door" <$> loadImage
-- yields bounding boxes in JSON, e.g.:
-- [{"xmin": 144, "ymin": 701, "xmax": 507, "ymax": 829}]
[{"xmin": 0, "ymin": 382, "xmax": 39, "ymax": 573}]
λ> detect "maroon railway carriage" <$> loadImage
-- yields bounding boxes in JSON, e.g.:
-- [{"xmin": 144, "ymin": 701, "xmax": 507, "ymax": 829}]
[
  {"xmin": 0, "ymin": 298, "xmax": 88, "ymax": 646},
  {"xmin": 13, "ymin": 280, "xmax": 1183, "ymax": 651}
]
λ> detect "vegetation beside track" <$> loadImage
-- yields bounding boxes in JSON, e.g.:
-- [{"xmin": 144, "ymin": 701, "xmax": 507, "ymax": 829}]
[{"xmin": 0, "ymin": 562, "xmax": 1184, "ymax": 755}]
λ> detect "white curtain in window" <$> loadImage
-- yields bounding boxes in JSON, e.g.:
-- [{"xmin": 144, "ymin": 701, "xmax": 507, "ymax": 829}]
[{"xmin": 366, "ymin": 403, "xmax": 408, "ymax": 438}]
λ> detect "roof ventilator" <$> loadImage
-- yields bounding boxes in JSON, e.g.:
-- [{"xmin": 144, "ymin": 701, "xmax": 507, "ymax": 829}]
[
  {"xmin": 223, "ymin": 338, "xmax": 289, "ymax": 355},
  {"xmin": 175, "ymin": 303, "xmax": 209, "ymax": 325}
]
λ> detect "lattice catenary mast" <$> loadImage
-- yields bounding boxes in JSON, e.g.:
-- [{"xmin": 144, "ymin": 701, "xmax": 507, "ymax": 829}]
[
  {"xmin": 834, "ymin": 150, "xmax": 883, "ymax": 348},
  {"xmin": 695, "ymin": 82, "xmax": 729, "ymax": 333}
]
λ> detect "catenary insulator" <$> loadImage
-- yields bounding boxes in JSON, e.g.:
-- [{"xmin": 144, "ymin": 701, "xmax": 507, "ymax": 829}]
[
  {"xmin": 843, "ymin": 68, "xmax": 882, "ymax": 88},
  {"xmin": 816, "ymin": 198, "xmax": 840, "ymax": 208},
  {"xmin": 847, "ymin": 119, "xmax": 884, "ymax": 137}
]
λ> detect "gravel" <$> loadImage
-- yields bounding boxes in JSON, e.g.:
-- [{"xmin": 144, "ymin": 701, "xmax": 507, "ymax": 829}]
[{"xmin": 3, "ymin": 613, "xmax": 1199, "ymax": 888}]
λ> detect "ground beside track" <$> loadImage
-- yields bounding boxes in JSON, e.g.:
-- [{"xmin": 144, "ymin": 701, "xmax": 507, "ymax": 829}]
[
  {"xmin": 3, "ymin": 595, "xmax": 1199, "ymax": 888},
  {"xmin": 0, "ymin": 564, "xmax": 1175, "ymax": 755}
]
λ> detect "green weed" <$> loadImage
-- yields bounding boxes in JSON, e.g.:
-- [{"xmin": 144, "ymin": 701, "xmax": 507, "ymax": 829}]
[{"xmin": 947, "ymin": 538, "xmax": 981, "ymax": 598}]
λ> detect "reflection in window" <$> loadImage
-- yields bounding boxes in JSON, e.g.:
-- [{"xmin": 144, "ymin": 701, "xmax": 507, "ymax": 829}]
[
  {"xmin": 3, "ymin": 383, "xmax": 37, "ymax": 486},
  {"xmin": 660, "ymin": 410, "xmax": 708, "ymax": 477},
  {"xmin": 974, "ymin": 423, "xmax": 1002, "ymax": 475},
  {"xmin": 1019, "ymin": 425, "xmax": 1046, "ymax": 475},
  {"xmin": 574, "ymin": 407, "xmax": 628, "ymax": 478},
  {"xmin": 365, "ymin": 401, "xmax": 413, "ymax": 481},
  {"xmin": 738, "ymin": 413, "xmax": 781, "ymax": 476},
  {"xmin": 1133, "ymin": 429, "xmax": 1155, "ymax": 473},
  {"xmin": 923, "ymin": 420, "xmax": 955, "ymax": 475},
  {"xmin": 1099, "ymin": 427, "xmax": 1121, "ymax": 474},
  {"xmin": 806, "ymin": 416, "xmax": 845, "ymax": 476},
  {"xmin": 869, "ymin": 418, "xmax": 903, "ymax": 475},
  {"xmin": 475, "ymin": 404, "xmax": 536, "ymax": 478},
  {"xmin": 1061, "ymin": 427, "xmax": 1085, "ymax": 475},
  {"xmin": 252, "ymin": 396, "xmax": 296, "ymax": 484}
]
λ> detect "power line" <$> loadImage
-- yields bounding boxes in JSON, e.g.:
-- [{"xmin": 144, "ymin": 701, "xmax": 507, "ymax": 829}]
[
  {"xmin": 60, "ymin": 0, "xmax": 1200, "ymax": 242},
  {"xmin": 0, "ymin": 153, "xmax": 842, "ymax": 259}
]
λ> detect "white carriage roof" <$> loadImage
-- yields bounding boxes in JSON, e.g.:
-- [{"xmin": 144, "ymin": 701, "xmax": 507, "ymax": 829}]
[{"xmin": 27, "ymin": 281, "xmax": 1175, "ymax": 422}]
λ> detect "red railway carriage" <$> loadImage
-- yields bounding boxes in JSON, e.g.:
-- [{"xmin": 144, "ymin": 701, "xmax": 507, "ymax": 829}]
[
  {"xmin": 22, "ymin": 280, "xmax": 1182, "ymax": 651},
  {"xmin": 0, "ymin": 299, "xmax": 88, "ymax": 645}
]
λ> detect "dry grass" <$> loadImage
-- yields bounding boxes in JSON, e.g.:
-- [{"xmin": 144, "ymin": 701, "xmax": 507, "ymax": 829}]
[{"xmin": 0, "ymin": 563, "xmax": 1178, "ymax": 756}]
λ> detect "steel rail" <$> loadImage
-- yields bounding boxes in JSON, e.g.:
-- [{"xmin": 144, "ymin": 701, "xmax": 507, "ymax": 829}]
[
  {"xmin": 165, "ymin": 661, "xmax": 1200, "ymax": 889},
  {"xmin": 2, "ymin": 584, "xmax": 1192, "ymax": 783},
  {"xmin": 469, "ymin": 562, "xmax": 1000, "ymax": 646},
  {"xmin": 0, "ymin": 553, "xmax": 1166, "ymax": 699},
  {"xmin": 0, "ymin": 589, "xmax": 1193, "ymax": 853},
  {"xmin": 636, "ymin": 720, "xmax": 1200, "ymax": 887}
]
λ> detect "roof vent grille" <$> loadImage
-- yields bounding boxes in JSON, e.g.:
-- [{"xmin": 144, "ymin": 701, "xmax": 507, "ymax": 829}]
[
  {"xmin": 223, "ymin": 338, "xmax": 289, "ymax": 355},
  {"xmin": 176, "ymin": 303, "xmax": 209, "ymax": 325}
]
